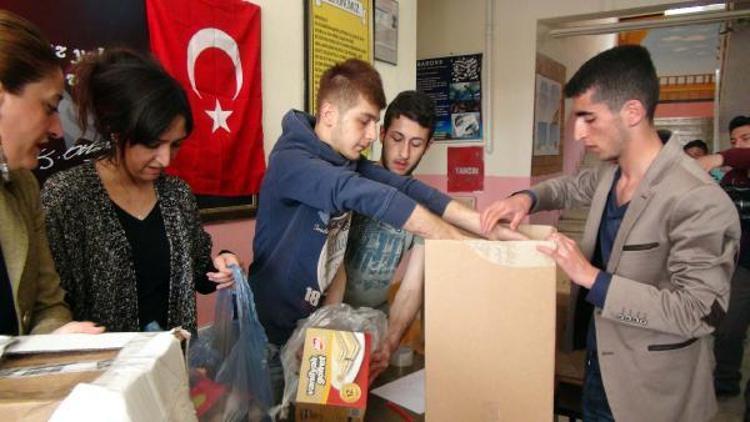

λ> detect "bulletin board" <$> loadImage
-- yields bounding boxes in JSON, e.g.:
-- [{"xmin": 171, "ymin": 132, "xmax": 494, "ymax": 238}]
[
  {"xmin": 305, "ymin": 0, "xmax": 374, "ymax": 113},
  {"xmin": 531, "ymin": 53, "xmax": 565, "ymax": 176}
]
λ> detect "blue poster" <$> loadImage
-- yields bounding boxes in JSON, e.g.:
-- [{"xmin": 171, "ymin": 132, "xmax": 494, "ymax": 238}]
[{"xmin": 417, "ymin": 54, "xmax": 482, "ymax": 141}]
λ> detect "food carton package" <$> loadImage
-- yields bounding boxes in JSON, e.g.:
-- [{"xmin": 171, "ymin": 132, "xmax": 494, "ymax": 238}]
[{"xmin": 295, "ymin": 327, "xmax": 370, "ymax": 421}]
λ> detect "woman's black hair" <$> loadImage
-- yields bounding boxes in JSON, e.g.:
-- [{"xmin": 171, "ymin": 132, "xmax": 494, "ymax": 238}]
[{"xmin": 73, "ymin": 48, "xmax": 192, "ymax": 159}]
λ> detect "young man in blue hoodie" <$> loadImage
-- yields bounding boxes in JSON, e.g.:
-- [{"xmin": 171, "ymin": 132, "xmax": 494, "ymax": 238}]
[{"xmin": 250, "ymin": 59, "xmax": 522, "ymax": 400}]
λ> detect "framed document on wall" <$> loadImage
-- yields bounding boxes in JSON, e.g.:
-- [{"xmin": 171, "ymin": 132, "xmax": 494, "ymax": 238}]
[
  {"xmin": 531, "ymin": 53, "xmax": 565, "ymax": 176},
  {"xmin": 374, "ymin": 0, "xmax": 398, "ymax": 65},
  {"xmin": 305, "ymin": 0, "xmax": 374, "ymax": 113}
]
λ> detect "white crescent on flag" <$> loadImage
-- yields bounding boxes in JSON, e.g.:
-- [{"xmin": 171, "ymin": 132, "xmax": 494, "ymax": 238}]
[{"xmin": 186, "ymin": 27, "xmax": 243, "ymax": 133}]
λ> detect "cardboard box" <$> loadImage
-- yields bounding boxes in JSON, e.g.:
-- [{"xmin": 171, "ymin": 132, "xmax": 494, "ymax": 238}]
[
  {"xmin": 425, "ymin": 225, "xmax": 557, "ymax": 421},
  {"xmin": 295, "ymin": 328, "xmax": 370, "ymax": 421},
  {"xmin": 0, "ymin": 331, "xmax": 196, "ymax": 421}
]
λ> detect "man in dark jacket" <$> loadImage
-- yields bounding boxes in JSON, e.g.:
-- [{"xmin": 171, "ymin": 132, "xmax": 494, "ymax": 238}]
[{"xmin": 698, "ymin": 116, "xmax": 750, "ymax": 408}]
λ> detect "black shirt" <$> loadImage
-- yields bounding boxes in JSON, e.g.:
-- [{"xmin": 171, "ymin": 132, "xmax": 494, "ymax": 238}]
[
  {"xmin": 113, "ymin": 203, "xmax": 171, "ymax": 331},
  {"xmin": 576, "ymin": 169, "xmax": 629, "ymax": 351},
  {"xmin": 0, "ymin": 243, "xmax": 18, "ymax": 335}
]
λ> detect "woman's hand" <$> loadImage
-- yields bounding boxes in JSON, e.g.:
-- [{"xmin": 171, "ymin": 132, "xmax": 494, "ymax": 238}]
[
  {"xmin": 207, "ymin": 252, "xmax": 241, "ymax": 289},
  {"xmin": 53, "ymin": 321, "xmax": 105, "ymax": 334}
]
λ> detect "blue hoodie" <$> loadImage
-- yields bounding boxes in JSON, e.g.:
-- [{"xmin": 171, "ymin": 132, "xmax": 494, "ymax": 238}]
[{"xmin": 250, "ymin": 110, "xmax": 451, "ymax": 345}]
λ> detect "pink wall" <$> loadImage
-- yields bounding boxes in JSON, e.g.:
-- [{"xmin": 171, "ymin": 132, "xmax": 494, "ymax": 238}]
[{"xmin": 197, "ymin": 137, "xmax": 588, "ymax": 325}]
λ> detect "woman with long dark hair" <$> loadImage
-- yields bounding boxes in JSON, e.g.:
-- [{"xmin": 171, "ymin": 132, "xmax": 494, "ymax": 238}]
[{"xmin": 42, "ymin": 48, "xmax": 239, "ymax": 333}]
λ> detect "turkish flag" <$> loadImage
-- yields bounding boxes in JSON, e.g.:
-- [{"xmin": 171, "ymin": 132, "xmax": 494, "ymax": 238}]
[{"xmin": 146, "ymin": 0, "xmax": 265, "ymax": 196}]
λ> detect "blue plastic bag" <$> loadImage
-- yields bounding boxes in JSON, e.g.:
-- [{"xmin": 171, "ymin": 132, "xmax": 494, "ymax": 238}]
[{"xmin": 189, "ymin": 264, "xmax": 273, "ymax": 421}]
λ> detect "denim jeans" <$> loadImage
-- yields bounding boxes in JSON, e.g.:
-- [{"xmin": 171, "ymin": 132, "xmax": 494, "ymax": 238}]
[{"xmin": 583, "ymin": 350, "xmax": 615, "ymax": 422}]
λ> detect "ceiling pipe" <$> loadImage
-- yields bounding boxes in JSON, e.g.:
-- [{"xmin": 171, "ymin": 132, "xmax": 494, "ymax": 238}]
[{"xmin": 548, "ymin": 9, "xmax": 750, "ymax": 38}]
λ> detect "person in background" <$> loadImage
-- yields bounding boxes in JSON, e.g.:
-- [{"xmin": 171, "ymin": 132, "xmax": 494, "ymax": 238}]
[
  {"xmin": 481, "ymin": 45, "xmax": 739, "ymax": 421},
  {"xmin": 697, "ymin": 115, "xmax": 750, "ymax": 418},
  {"xmin": 656, "ymin": 128, "xmax": 672, "ymax": 144},
  {"xmin": 343, "ymin": 91, "xmax": 435, "ymax": 378},
  {"xmin": 683, "ymin": 139, "xmax": 709, "ymax": 159},
  {"xmin": 41, "ymin": 48, "xmax": 239, "ymax": 334},
  {"xmin": 0, "ymin": 10, "xmax": 102, "ymax": 335}
]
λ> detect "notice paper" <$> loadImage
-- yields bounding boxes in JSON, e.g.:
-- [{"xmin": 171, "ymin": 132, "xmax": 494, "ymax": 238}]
[{"xmin": 371, "ymin": 369, "xmax": 425, "ymax": 414}]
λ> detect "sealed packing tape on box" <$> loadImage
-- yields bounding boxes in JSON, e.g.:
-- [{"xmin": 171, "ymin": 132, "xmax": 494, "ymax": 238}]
[{"xmin": 425, "ymin": 225, "xmax": 557, "ymax": 421}]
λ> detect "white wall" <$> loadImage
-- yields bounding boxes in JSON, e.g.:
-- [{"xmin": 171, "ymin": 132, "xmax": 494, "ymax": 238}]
[
  {"xmin": 251, "ymin": 0, "xmax": 417, "ymax": 160},
  {"xmin": 417, "ymin": 0, "xmax": 686, "ymax": 179}
]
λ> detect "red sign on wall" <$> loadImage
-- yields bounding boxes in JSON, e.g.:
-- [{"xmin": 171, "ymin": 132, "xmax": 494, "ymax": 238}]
[{"xmin": 447, "ymin": 146, "xmax": 484, "ymax": 192}]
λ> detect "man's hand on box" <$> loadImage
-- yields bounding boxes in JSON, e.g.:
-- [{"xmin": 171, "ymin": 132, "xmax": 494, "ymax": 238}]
[
  {"xmin": 480, "ymin": 194, "xmax": 533, "ymax": 235},
  {"xmin": 537, "ymin": 232, "xmax": 599, "ymax": 289},
  {"xmin": 369, "ymin": 348, "xmax": 391, "ymax": 385},
  {"xmin": 53, "ymin": 321, "xmax": 106, "ymax": 334}
]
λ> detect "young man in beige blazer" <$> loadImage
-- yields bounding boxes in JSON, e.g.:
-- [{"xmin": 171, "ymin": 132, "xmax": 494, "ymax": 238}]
[{"xmin": 481, "ymin": 45, "xmax": 740, "ymax": 421}]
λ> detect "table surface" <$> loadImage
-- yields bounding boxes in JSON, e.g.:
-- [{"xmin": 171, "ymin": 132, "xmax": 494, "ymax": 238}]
[{"xmin": 366, "ymin": 353, "xmax": 425, "ymax": 421}]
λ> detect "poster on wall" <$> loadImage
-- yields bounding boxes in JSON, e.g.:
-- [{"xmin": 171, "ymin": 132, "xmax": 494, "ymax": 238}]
[
  {"xmin": 447, "ymin": 146, "xmax": 484, "ymax": 192},
  {"xmin": 531, "ymin": 54, "xmax": 565, "ymax": 176},
  {"xmin": 0, "ymin": 0, "xmax": 148, "ymax": 184},
  {"xmin": 374, "ymin": 0, "xmax": 398, "ymax": 65},
  {"xmin": 417, "ymin": 54, "xmax": 482, "ymax": 142},
  {"xmin": 306, "ymin": 0, "xmax": 374, "ymax": 112},
  {"xmin": 533, "ymin": 74, "xmax": 562, "ymax": 156}
]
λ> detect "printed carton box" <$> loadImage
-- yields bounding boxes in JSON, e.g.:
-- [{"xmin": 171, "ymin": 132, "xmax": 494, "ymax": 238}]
[{"xmin": 295, "ymin": 327, "xmax": 370, "ymax": 421}]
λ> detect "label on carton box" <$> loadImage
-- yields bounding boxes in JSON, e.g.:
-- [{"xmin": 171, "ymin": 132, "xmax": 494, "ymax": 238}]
[{"xmin": 296, "ymin": 328, "xmax": 370, "ymax": 411}]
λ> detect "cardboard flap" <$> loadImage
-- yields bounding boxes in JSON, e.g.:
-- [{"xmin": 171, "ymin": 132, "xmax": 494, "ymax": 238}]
[{"xmin": 516, "ymin": 224, "xmax": 556, "ymax": 240}]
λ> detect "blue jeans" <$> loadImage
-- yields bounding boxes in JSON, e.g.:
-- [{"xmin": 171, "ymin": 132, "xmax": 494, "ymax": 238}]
[{"xmin": 583, "ymin": 350, "xmax": 615, "ymax": 421}]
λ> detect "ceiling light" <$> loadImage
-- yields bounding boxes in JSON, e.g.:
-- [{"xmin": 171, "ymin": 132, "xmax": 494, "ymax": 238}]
[{"xmin": 665, "ymin": 4, "xmax": 725, "ymax": 16}]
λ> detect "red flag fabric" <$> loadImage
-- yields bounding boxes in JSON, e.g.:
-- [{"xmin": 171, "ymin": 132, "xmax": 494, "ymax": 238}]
[{"xmin": 146, "ymin": 0, "xmax": 265, "ymax": 196}]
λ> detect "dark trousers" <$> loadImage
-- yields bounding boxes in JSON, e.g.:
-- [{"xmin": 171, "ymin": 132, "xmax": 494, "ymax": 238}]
[
  {"xmin": 714, "ymin": 265, "xmax": 750, "ymax": 397},
  {"xmin": 583, "ymin": 350, "xmax": 615, "ymax": 421}
]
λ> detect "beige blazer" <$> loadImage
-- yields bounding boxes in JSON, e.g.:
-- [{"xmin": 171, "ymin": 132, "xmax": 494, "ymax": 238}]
[
  {"xmin": 531, "ymin": 139, "xmax": 741, "ymax": 422},
  {"xmin": 0, "ymin": 170, "xmax": 70, "ymax": 334}
]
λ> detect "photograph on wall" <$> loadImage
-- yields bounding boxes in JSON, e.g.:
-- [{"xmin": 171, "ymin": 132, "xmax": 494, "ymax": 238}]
[
  {"xmin": 533, "ymin": 74, "xmax": 562, "ymax": 156},
  {"xmin": 306, "ymin": 0, "xmax": 374, "ymax": 112},
  {"xmin": 374, "ymin": 0, "xmax": 398, "ymax": 64},
  {"xmin": 0, "ymin": 0, "xmax": 149, "ymax": 184},
  {"xmin": 417, "ymin": 54, "xmax": 482, "ymax": 142}
]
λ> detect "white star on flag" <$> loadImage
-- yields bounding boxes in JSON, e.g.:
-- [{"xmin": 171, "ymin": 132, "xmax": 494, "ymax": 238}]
[{"xmin": 205, "ymin": 99, "xmax": 233, "ymax": 133}]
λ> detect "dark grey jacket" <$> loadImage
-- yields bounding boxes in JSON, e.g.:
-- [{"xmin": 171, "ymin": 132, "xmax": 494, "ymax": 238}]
[{"xmin": 41, "ymin": 162, "xmax": 214, "ymax": 333}]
